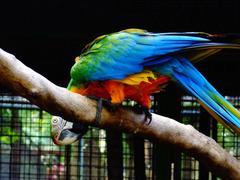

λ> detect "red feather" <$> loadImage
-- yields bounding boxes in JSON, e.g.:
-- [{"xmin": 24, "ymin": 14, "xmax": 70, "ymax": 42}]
[{"xmin": 70, "ymin": 76, "xmax": 170, "ymax": 108}]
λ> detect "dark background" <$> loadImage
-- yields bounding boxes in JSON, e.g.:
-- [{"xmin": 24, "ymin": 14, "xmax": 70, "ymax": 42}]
[{"xmin": 1, "ymin": 0, "xmax": 240, "ymax": 94}]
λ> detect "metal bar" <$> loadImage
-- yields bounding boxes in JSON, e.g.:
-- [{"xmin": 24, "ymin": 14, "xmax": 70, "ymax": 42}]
[
  {"xmin": 133, "ymin": 136, "xmax": 146, "ymax": 180},
  {"xmin": 199, "ymin": 107, "xmax": 211, "ymax": 180},
  {"xmin": 65, "ymin": 145, "xmax": 71, "ymax": 180},
  {"xmin": 211, "ymin": 119, "xmax": 218, "ymax": 180},
  {"xmin": 106, "ymin": 129, "xmax": 123, "ymax": 180},
  {"xmin": 9, "ymin": 108, "xmax": 21, "ymax": 180}
]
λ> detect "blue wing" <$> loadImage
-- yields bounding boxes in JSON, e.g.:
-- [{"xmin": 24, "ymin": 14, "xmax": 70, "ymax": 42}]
[{"xmin": 71, "ymin": 29, "xmax": 233, "ymax": 81}]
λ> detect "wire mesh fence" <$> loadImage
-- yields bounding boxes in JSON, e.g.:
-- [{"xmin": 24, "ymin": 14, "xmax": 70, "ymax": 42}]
[
  {"xmin": 181, "ymin": 95, "xmax": 240, "ymax": 180},
  {"xmin": 0, "ymin": 92, "xmax": 240, "ymax": 179}
]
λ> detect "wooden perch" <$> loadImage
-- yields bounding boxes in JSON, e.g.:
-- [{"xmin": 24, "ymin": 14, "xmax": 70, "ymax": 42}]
[{"xmin": 0, "ymin": 48, "xmax": 240, "ymax": 179}]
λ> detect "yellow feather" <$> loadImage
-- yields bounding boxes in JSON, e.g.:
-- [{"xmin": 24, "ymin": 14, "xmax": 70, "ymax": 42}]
[
  {"xmin": 122, "ymin": 28, "xmax": 147, "ymax": 34},
  {"xmin": 115, "ymin": 70, "xmax": 156, "ymax": 85},
  {"xmin": 75, "ymin": 56, "xmax": 80, "ymax": 62},
  {"xmin": 212, "ymin": 94, "xmax": 240, "ymax": 119}
]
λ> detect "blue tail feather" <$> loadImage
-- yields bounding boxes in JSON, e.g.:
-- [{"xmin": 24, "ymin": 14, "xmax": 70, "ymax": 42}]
[{"xmin": 154, "ymin": 57, "xmax": 240, "ymax": 130}]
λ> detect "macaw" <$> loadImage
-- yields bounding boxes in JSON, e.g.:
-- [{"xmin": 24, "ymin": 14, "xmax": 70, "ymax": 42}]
[{"xmin": 62, "ymin": 28, "xmax": 240, "ymax": 142}]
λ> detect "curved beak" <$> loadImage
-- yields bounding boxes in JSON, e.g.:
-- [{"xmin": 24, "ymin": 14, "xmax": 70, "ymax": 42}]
[{"xmin": 51, "ymin": 116, "xmax": 88, "ymax": 146}]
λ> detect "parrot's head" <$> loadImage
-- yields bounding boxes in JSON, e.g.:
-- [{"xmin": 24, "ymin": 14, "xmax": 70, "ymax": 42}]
[{"xmin": 51, "ymin": 116, "xmax": 87, "ymax": 146}]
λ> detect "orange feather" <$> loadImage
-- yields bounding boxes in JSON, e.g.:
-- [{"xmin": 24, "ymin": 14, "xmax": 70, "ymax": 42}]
[{"xmin": 70, "ymin": 76, "xmax": 170, "ymax": 108}]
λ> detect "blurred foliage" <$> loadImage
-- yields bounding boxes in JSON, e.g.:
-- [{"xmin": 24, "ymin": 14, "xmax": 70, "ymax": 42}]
[
  {"xmin": 0, "ymin": 107, "xmax": 60, "ymax": 152},
  {"xmin": 0, "ymin": 127, "xmax": 19, "ymax": 144}
]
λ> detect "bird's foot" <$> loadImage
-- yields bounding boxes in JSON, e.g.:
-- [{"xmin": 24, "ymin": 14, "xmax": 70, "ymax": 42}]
[
  {"xmin": 142, "ymin": 107, "xmax": 152, "ymax": 125},
  {"xmin": 133, "ymin": 105, "xmax": 152, "ymax": 125},
  {"xmin": 87, "ymin": 96, "xmax": 119, "ymax": 124}
]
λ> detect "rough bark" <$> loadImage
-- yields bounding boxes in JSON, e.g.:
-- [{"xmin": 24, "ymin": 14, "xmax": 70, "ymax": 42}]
[{"xmin": 0, "ymin": 48, "xmax": 240, "ymax": 179}]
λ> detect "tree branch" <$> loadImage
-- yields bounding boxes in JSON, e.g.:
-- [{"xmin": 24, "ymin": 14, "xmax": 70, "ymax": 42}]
[{"xmin": 0, "ymin": 48, "xmax": 239, "ymax": 179}]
